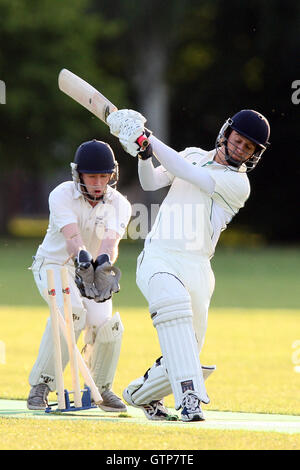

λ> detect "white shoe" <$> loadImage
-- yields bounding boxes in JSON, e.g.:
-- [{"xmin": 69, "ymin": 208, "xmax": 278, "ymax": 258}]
[
  {"xmin": 180, "ymin": 391, "xmax": 205, "ymax": 422},
  {"xmin": 122, "ymin": 387, "xmax": 178, "ymax": 421}
]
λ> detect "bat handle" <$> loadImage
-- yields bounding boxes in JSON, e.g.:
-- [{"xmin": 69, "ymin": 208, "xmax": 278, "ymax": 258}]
[{"xmin": 137, "ymin": 134, "xmax": 150, "ymax": 149}]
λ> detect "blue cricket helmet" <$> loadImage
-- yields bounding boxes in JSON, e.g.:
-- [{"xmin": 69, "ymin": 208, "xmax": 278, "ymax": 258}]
[
  {"xmin": 71, "ymin": 140, "xmax": 119, "ymax": 201},
  {"xmin": 74, "ymin": 139, "xmax": 117, "ymax": 174},
  {"xmin": 216, "ymin": 109, "xmax": 271, "ymax": 171},
  {"xmin": 229, "ymin": 110, "xmax": 270, "ymax": 150}
]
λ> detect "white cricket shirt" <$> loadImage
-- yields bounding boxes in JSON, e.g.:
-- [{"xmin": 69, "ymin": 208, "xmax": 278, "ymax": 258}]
[
  {"xmin": 144, "ymin": 147, "xmax": 250, "ymax": 258},
  {"xmin": 36, "ymin": 181, "xmax": 132, "ymax": 263}
]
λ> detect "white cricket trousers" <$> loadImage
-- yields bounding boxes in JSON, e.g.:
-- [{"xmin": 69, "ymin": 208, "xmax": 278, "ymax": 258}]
[{"xmin": 136, "ymin": 243, "xmax": 215, "ymax": 352}]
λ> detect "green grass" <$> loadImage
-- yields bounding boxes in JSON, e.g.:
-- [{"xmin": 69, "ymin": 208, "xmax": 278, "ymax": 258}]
[
  {"xmin": 2, "ymin": 418, "xmax": 300, "ymax": 450},
  {"xmin": 0, "ymin": 238, "xmax": 299, "ymax": 308},
  {"xmin": 1, "ymin": 306, "xmax": 300, "ymax": 416},
  {"xmin": 0, "ymin": 238, "xmax": 300, "ymax": 449},
  {"xmin": 0, "ymin": 238, "xmax": 146, "ymax": 308},
  {"xmin": 0, "ymin": 305, "xmax": 300, "ymax": 449},
  {"xmin": 211, "ymin": 245, "xmax": 300, "ymax": 309}
]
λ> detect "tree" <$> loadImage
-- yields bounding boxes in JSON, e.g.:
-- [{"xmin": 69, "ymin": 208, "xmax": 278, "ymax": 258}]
[
  {"xmin": 168, "ymin": 0, "xmax": 300, "ymax": 241},
  {"xmin": 0, "ymin": 0, "xmax": 125, "ymax": 230},
  {"xmin": 97, "ymin": 0, "xmax": 194, "ymax": 141},
  {"xmin": 93, "ymin": 0, "xmax": 300, "ymax": 242}
]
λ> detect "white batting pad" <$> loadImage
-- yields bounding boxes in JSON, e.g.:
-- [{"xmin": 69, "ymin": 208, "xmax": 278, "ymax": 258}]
[
  {"xmin": 148, "ymin": 273, "xmax": 209, "ymax": 409},
  {"xmin": 126, "ymin": 357, "xmax": 170, "ymax": 405},
  {"xmin": 83, "ymin": 312, "xmax": 124, "ymax": 392},
  {"xmin": 126, "ymin": 358, "xmax": 216, "ymax": 406}
]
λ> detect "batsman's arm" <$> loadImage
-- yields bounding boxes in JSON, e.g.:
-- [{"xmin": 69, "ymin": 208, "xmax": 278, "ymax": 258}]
[
  {"xmin": 149, "ymin": 136, "xmax": 216, "ymax": 195},
  {"xmin": 138, "ymin": 158, "xmax": 173, "ymax": 191},
  {"xmin": 106, "ymin": 109, "xmax": 214, "ymax": 193}
]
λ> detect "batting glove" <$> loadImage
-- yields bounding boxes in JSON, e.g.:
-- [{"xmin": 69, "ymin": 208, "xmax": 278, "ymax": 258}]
[
  {"xmin": 107, "ymin": 109, "xmax": 146, "ymax": 137},
  {"xmin": 138, "ymin": 129, "xmax": 153, "ymax": 159}
]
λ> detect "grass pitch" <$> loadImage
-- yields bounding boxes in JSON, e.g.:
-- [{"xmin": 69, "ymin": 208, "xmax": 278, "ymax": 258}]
[
  {"xmin": 0, "ymin": 238, "xmax": 300, "ymax": 449},
  {"xmin": 0, "ymin": 238, "xmax": 299, "ymax": 309},
  {"xmin": 2, "ymin": 418, "xmax": 300, "ymax": 450},
  {"xmin": 1, "ymin": 306, "xmax": 299, "ymax": 416}
]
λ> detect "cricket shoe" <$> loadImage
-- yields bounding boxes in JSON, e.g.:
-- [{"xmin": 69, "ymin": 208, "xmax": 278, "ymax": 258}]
[
  {"xmin": 122, "ymin": 387, "xmax": 178, "ymax": 421},
  {"xmin": 98, "ymin": 390, "xmax": 127, "ymax": 412},
  {"xmin": 180, "ymin": 391, "xmax": 205, "ymax": 422},
  {"xmin": 27, "ymin": 383, "xmax": 50, "ymax": 410}
]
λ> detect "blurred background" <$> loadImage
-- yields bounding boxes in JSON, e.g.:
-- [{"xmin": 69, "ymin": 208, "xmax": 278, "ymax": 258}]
[
  {"xmin": 0, "ymin": 0, "xmax": 299, "ymax": 243},
  {"xmin": 0, "ymin": 1, "xmax": 300, "ymax": 418}
]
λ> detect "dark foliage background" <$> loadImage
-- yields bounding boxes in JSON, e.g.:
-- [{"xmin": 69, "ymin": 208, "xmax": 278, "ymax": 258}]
[{"xmin": 0, "ymin": 0, "xmax": 299, "ymax": 242}]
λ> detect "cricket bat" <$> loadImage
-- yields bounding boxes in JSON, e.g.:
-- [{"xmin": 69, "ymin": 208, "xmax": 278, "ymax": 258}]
[{"xmin": 58, "ymin": 68, "xmax": 149, "ymax": 148}]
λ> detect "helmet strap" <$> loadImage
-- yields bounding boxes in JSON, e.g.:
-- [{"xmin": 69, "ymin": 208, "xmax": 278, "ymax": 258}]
[
  {"xmin": 222, "ymin": 129, "xmax": 257, "ymax": 170},
  {"xmin": 224, "ymin": 138, "xmax": 240, "ymax": 168},
  {"xmin": 216, "ymin": 128, "xmax": 241, "ymax": 168}
]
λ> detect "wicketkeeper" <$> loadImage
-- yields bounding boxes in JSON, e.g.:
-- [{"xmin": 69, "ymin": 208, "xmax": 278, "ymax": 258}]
[
  {"xmin": 27, "ymin": 139, "xmax": 131, "ymax": 412},
  {"xmin": 106, "ymin": 108, "xmax": 270, "ymax": 422}
]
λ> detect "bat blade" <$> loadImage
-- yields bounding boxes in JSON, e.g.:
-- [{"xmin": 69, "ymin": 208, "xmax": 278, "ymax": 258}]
[
  {"xmin": 58, "ymin": 68, "xmax": 117, "ymax": 123},
  {"xmin": 58, "ymin": 68, "xmax": 150, "ymax": 149}
]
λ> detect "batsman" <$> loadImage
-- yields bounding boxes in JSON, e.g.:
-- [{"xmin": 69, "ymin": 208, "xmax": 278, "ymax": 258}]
[
  {"xmin": 27, "ymin": 139, "xmax": 131, "ymax": 412},
  {"xmin": 106, "ymin": 108, "xmax": 270, "ymax": 422}
]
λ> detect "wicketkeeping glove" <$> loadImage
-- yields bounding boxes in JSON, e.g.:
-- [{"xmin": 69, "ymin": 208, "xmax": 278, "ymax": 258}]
[
  {"xmin": 93, "ymin": 254, "xmax": 121, "ymax": 303},
  {"xmin": 74, "ymin": 249, "xmax": 98, "ymax": 299}
]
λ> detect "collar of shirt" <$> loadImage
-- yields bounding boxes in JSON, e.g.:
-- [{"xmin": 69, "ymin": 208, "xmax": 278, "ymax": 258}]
[
  {"xmin": 202, "ymin": 149, "xmax": 247, "ymax": 173},
  {"xmin": 73, "ymin": 185, "xmax": 82, "ymax": 199}
]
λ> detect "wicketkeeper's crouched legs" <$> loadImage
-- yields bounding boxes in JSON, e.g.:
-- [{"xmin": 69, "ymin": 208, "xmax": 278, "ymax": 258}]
[
  {"xmin": 83, "ymin": 311, "xmax": 124, "ymax": 394},
  {"xmin": 29, "ymin": 262, "xmax": 87, "ymax": 391},
  {"xmin": 82, "ymin": 311, "xmax": 126, "ymax": 411},
  {"xmin": 29, "ymin": 306, "xmax": 86, "ymax": 391}
]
